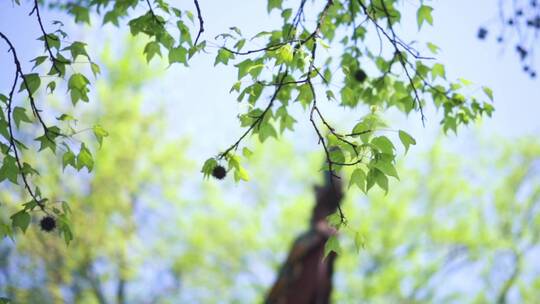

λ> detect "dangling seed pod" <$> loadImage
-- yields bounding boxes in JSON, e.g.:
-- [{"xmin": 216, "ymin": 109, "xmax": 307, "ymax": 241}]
[
  {"xmin": 354, "ymin": 69, "xmax": 367, "ymax": 83},
  {"xmin": 212, "ymin": 165, "xmax": 227, "ymax": 180},
  {"xmin": 477, "ymin": 27, "xmax": 488, "ymax": 40},
  {"xmin": 40, "ymin": 216, "xmax": 56, "ymax": 232}
]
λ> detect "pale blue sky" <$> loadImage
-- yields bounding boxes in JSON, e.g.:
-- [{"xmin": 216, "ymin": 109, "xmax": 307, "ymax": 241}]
[
  {"xmin": 1, "ymin": 0, "xmax": 539, "ymax": 159},
  {"xmin": 1, "ymin": 1, "xmax": 539, "ymax": 302}
]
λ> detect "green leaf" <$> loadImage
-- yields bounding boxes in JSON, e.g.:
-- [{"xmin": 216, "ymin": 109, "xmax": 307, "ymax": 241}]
[
  {"xmin": 277, "ymin": 44, "xmax": 293, "ymax": 63},
  {"xmin": 375, "ymin": 170, "xmax": 389, "ymax": 193},
  {"xmin": 143, "ymin": 41, "xmax": 161, "ymax": 63},
  {"xmin": 341, "ymin": 86, "xmax": 356, "ymax": 106},
  {"xmin": 482, "ymin": 86, "xmax": 494, "ymax": 101},
  {"xmin": 373, "ymin": 160, "xmax": 399, "ymax": 180},
  {"xmin": 35, "ymin": 134, "xmax": 56, "ymax": 153},
  {"xmin": 324, "ymin": 235, "xmax": 341, "ymax": 258},
  {"xmin": 417, "ymin": 5, "xmax": 434, "ymax": 29},
  {"xmin": 371, "ymin": 136, "xmax": 395, "ymax": 155},
  {"xmin": 56, "ymin": 114, "xmax": 75, "ymax": 121},
  {"xmin": 366, "ymin": 168, "xmax": 388, "ymax": 193},
  {"xmin": 0, "ymin": 155, "xmax": 19, "ymax": 184},
  {"xmin": 21, "ymin": 162, "xmax": 38, "ymax": 176},
  {"xmin": 227, "ymin": 154, "xmax": 241, "ymax": 170},
  {"xmin": 351, "ymin": 121, "xmax": 372, "ymax": 143},
  {"xmin": 90, "ymin": 62, "xmax": 101, "ymax": 77},
  {"xmin": 62, "ymin": 150, "xmax": 76, "ymax": 169},
  {"xmin": 214, "ymin": 48, "xmax": 235, "ymax": 66},
  {"xmin": 77, "ymin": 143, "xmax": 94, "ymax": 172},
  {"xmin": 327, "ymin": 212, "xmax": 343, "ymax": 229},
  {"xmin": 234, "ymin": 39, "xmax": 246, "ymax": 51},
  {"xmin": 13, "ymin": 107, "xmax": 32, "ymax": 128},
  {"xmin": 19, "ymin": 73, "xmax": 41, "ymax": 95},
  {"xmin": 68, "ymin": 73, "xmax": 90, "ymax": 104},
  {"xmin": 296, "ymin": 83, "xmax": 314, "ymax": 108},
  {"xmin": 93, "ymin": 125, "xmax": 109, "ymax": 147},
  {"xmin": 46, "ymin": 81, "xmax": 56, "ymax": 93},
  {"xmin": 242, "ymin": 147, "xmax": 253, "ymax": 158},
  {"xmin": 236, "ymin": 59, "xmax": 254, "ymax": 79},
  {"xmin": 427, "ymin": 42, "xmax": 440, "ymax": 54},
  {"xmin": 348, "ymin": 168, "xmax": 366, "ymax": 192},
  {"xmin": 432, "ymin": 63, "xmax": 446, "ymax": 79},
  {"xmin": 30, "ymin": 55, "xmax": 48, "ymax": 70},
  {"xmin": 10, "ymin": 210, "xmax": 31, "ymax": 233},
  {"xmin": 63, "ymin": 41, "xmax": 89, "ymax": 60},
  {"xmin": 69, "ymin": 5, "xmax": 90, "ymax": 24},
  {"xmin": 398, "ymin": 130, "xmax": 416, "ymax": 153},
  {"xmin": 258, "ymin": 123, "xmax": 277, "ymax": 142},
  {"xmin": 201, "ymin": 158, "xmax": 218, "ymax": 178},
  {"xmin": 58, "ymin": 215, "xmax": 73, "ymax": 245},
  {"xmin": 326, "ymin": 90, "xmax": 336, "ymax": 101},
  {"xmin": 103, "ymin": 10, "xmax": 120, "ymax": 25},
  {"xmin": 459, "ymin": 78, "xmax": 473, "ymax": 86},
  {"xmin": 63, "ymin": 225, "xmax": 73, "ymax": 245},
  {"xmin": 267, "ymin": 0, "xmax": 282, "ymax": 12},
  {"xmin": 168, "ymin": 46, "xmax": 188, "ymax": 65},
  {"xmin": 230, "ymin": 26, "xmax": 242, "ymax": 36},
  {"xmin": 38, "ymin": 34, "xmax": 60, "ymax": 50},
  {"xmin": 233, "ymin": 166, "xmax": 250, "ymax": 182},
  {"xmin": 276, "ymin": 106, "xmax": 296, "ymax": 132}
]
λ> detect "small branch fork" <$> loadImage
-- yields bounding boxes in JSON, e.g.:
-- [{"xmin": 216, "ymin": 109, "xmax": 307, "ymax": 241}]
[
  {"xmin": 356, "ymin": 0, "xmax": 428, "ymax": 125},
  {"xmin": 145, "ymin": 0, "xmax": 165, "ymax": 25},
  {"xmin": 29, "ymin": 0, "xmax": 68, "ymax": 75},
  {"xmin": 145, "ymin": 0, "xmax": 205, "ymax": 47},
  {"xmin": 218, "ymin": 68, "xmax": 289, "ymax": 160}
]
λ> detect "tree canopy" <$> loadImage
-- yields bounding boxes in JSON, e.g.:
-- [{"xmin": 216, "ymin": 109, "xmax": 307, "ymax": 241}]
[
  {"xmin": 0, "ymin": 0, "xmax": 497, "ymax": 238},
  {"xmin": 0, "ymin": 46, "xmax": 537, "ymax": 301}
]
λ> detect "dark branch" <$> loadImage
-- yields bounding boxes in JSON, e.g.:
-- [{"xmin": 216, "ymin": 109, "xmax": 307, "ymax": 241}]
[
  {"xmin": 0, "ymin": 32, "xmax": 47, "ymax": 211},
  {"xmin": 218, "ymin": 69, "xmax": 289, "ymax": 160},
  {"xmin": 30, "ymin": 0, "xmax": 68, "ymax": 75},
  {"xmin": 193, "ymin": 0, "xmax": 205, "ymax": 46},
  {"xmin": 357, "ymin": 0, "xmax": 428, "ymax": 125}
]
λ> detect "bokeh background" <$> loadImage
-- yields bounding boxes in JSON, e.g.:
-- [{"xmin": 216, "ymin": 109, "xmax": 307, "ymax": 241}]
[{"xmin": 1, "ymin": 0, "xmax": 539, "ymax": 303}]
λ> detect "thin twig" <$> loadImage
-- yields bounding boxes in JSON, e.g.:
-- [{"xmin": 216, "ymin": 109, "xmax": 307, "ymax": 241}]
[
  {"xmin": 193, "ymin": 0, "xmax": 205, "ymax": 46},
  {"xmin": 0, "ymin": 32, "xmax": 47, "ymax": 211},
  {"xmin": 30, "ymin": 0, "xmax": 68, "ymax": 75}
]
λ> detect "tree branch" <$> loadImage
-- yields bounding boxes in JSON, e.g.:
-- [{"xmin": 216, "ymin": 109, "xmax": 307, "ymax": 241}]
[{"xmin": 192, "ymin": 0, "xmax": 205, "ymax": 46}]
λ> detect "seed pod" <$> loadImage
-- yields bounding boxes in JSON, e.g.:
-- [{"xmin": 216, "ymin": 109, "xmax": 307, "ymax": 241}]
[
  {"xmin": 40, "ymin": 216, "xmax": 56, "ymax": 232},
  {"xmin": 212, "ymin": 165, "xmax": 227, "ymax": 180},
  {"xmin": 354, "ymin": 69, "xmax": 367, "ymax": 83}
]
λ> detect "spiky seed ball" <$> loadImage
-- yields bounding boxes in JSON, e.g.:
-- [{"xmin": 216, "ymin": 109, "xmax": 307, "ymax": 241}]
[
  {"xmin": 477, "ymin": 27, "xmax": 488, "ymax": 40},
  {"xmin": 354, "ymin": 69, "xmax": 367, "ymax": 83},
  {"xmin": 212, "ymin": 165, "xmax": 227, "ymax": 180},
  {"xmin": 40, "ymin": 216, "xmax": 56, "ymax": 232}
]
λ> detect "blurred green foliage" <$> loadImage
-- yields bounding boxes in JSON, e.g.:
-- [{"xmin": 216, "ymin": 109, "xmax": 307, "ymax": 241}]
[{"xmin": 0, "ymin": 38, "xmax": 539, "ymax": 303}]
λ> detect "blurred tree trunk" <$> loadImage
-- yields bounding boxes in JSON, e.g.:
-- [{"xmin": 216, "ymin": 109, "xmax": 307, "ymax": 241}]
[{"xmin": 265, "ymin": 173, "xmax": 343, "ymax": 304}]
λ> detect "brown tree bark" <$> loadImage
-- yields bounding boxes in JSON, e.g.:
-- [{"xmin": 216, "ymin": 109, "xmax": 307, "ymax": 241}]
[{"xmin": 265, "ymin": 172, "xmax": 343, "ymax": 304}]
